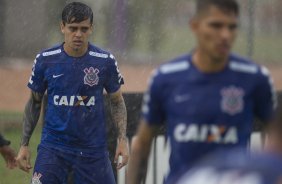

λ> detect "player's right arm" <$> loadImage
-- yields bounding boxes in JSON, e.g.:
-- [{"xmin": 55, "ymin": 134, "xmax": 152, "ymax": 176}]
[
  {"xmin": 127, "ymin": 69, "xmax": 165, "ymax": 184},
  {"xmin": 0, "ymin": 133, "xmax": 17, "ymax": 169},
  {"xmin": 16, "ymin": 91, "xmax": 44, "ymax": 173},
  {"xmin": 127, "ymin": 121, "xmax": 158, "ymax": 184},
  {"xmin": 16, "ymin": 54, "xmax": 46, "ymax": 173}
]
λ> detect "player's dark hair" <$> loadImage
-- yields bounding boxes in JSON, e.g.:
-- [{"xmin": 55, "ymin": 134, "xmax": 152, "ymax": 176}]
[
  {"xmin": 62, "ymin": 2, "xmax": 93, "ymax": 25},
  {"xmin": 196, "ymin": 0, "xmax": 239, "ymax": 16}
]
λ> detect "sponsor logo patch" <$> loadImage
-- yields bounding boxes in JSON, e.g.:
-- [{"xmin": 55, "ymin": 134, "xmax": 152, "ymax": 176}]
[
  {"xmin": 221, "ymin": 86, "xmax": 244, "ymax": 115},
  {"xmin": 84, "ymin": 67, "xmax": 99, "ymax": 87},
  {"xmin": 53, "ymin": 95, "xmax": 95, "ymax": 106},
  {"xmin": 174, "ymin": 123, "xmax": 238, "ymax": 144}
]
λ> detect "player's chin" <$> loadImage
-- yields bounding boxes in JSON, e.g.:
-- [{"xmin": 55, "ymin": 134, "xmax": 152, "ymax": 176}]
[
  {"xmin": 71, "ymin": 45, "xmax": 83, "ymax": 51},
  {"xmin": 213, "ymin": 50, "xmax": 230, "ymax": 60},
  {"xmin": 72, "ymin": 42, "xmax": 84, "ymax": 48}
]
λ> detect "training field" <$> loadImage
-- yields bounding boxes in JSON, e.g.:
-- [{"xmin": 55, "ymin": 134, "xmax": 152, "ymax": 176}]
[
  {"xmin": 1, "ymin": 62, "xmax": 282, "ymax": 111},
  {"xmin": 0, "ymin": 63, "xmax": 282, "ymax": 183},
  {"xmin": 0, "ymin": 128, "xmax": 41, "ymax": 184},
  {"xmin": 0, "ymin": 125, "xmax": 263, "ymax": 184}
]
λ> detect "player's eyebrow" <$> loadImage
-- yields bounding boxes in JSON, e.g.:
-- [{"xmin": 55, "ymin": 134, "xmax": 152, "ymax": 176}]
[
  {"xmin": 68, "ymin": 26, "xmax": 90, "ymax": 29},
  {"xmin": 208, "ymin": 21, "xmax": 238, "ymax": 30},
  {"xmin": 228, "ymin": 23, "xmax": 238, "ymax": 30},
  {"xmin": 68, "ymin": 26, "xmax": 78, "ymax": 29},
  {"xmin": 208, "ymin": 21, "xmax": 225, "ymax": 29}
]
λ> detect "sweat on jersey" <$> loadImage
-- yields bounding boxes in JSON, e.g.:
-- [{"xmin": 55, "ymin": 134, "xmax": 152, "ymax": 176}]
[
  {"xmin": 142, "ymin": 53, "xmax": 276, "ymax": 182},
  {"xmin": 28, "ymin": 43, "xmax": 124, "ymax": 156}
]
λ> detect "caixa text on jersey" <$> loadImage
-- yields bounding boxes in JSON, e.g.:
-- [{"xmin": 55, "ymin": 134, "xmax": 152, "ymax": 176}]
[
  {"xmin": 174, "ymin": 124, "xmax": 238, "ymax": 144},
  {"xmin": 53, "ymin": 95, "xmax": 95, "ymax": 106}
]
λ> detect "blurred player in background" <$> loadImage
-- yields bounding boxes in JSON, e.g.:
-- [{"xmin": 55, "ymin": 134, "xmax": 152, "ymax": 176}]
[
  {"xmin": 0, "ymin": 133, "xmax": 16, "ymax": 169},
  {"xmin": 128, "ymin": 0, "xmax": 276, "ymax": 183},
  {"xmin": 175, "ymin": 104, "xmax": 282, "ymax": 184},
  {"xmin": 16, "ymin": 2, "xmax": 128, "ymax": 184}
]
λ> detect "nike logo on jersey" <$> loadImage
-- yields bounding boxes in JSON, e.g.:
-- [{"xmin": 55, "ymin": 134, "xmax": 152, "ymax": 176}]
[
  {"xmin": 53, "ymin": 95, "xmax": 95, "ymax": 106},
  {"xmin": 53, "ymin": 74, "xmax": 64, "ymax": 78},
  {"xmin": 175, "ymin": 94, "xmax": 190, "ymax": 103},
  {"xmin": 174, "ymin": 124, "xmax": 238, "ymax": 144}
]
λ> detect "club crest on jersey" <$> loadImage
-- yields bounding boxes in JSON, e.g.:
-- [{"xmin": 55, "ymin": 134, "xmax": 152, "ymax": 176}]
[
  {"xmin": 221, "ymin": 86, "xmax": 244, "ymax": 115},
  {"xmin": 32, "ymin": 172, "xmax": 42, "ymax": 184},
  {"xmin": 84, "ymin": 67, "xmax": 99, "ymax": 87}
]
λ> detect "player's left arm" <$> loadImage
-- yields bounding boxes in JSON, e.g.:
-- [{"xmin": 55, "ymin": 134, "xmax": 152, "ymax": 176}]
[
  {"xmin": 254, "ymin": 66, "xmax": 277, "ymax": 144},
  {"xmin": 109, "ymin": 88, "xmax": 129, "ymax": 170},
  {"xmin": 0, "ymin": 134, "xmax": 17, "ymax": 169}
]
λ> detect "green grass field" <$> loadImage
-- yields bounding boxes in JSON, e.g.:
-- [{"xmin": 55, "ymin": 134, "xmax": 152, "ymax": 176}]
[
  {"xmin": 0, "ymin": 126, "xmax": 41, "ymax": 184},
  {"xmin": 1, "ymin": 21, "xmax": 282, "ymax": 183}
]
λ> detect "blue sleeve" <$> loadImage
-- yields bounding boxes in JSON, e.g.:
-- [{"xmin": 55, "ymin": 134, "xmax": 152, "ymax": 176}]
[
  {"xmin": 253, "ymin": 66, "xmax": 276, "ymax": 122},
  {"xmin": 0, "ymin": 133, "xmax": 10, "ymax": 147},
  {"xmin": 104, "ymin": 54, "xmax": 124, "ymax": 93},
  {"xmin": 142, "ymin": 70, "xmax": 165, "ymax": 126},
  {"xmin": 27, "ymin": 54, "xmax": 47, "ymax": 93}
]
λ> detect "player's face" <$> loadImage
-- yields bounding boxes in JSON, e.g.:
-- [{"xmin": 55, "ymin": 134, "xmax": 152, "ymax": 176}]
[
  {"xmin": 191, "ymin": 6, "xmax": 238, "ymax": 60},
  {"xmin": 61, "ymin": 18, "xmax": 93, "ymax": 52}
]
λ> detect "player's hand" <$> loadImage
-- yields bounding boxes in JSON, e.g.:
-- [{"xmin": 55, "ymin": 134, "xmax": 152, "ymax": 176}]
[
  {"xmin": 0, "ymin": 145, "xmax": 17, "ymax": 169},
  {"xmin": 16, "ymin": 146, "xmax": 32, "ymax": 173},
  {"xmin": 115, "ymin": 137, "xmax": 129, "ymax": 170}
]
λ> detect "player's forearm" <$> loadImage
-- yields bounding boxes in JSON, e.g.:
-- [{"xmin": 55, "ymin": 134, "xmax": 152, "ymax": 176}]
[
  {"xmin": 261, "ymin": 123, "xmax": 271, "ymax": 147},
  {"xmin": 128, "ymin": 137, "xmax": 151, "ymax": 184},
  {"xmin": 21, "ymin": 92, "xmax": 43, "ymax": 146},
  {"xmin": 110, "ymin": 96, "xmax": 127, "ymax": 140}
]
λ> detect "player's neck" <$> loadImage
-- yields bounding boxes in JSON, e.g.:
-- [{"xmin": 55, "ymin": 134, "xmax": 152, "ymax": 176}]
[
  {"xmin": 63, "ymin": 43, "xmax": 88, "ymax": 57},
  {"xmin": 192, "ymin": 49, "xmax": 229, "ymax": 73}
]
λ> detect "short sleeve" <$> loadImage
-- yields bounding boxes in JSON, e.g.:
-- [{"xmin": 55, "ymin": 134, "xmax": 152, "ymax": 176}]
[
  {"xmin": 104, "ymin": 54, "xmax": 124, "ymax": 93},
  {"xmin": 253, "ymin": 66, "xmax": 276, "ymax": 122},
  {"xmin": 27, "ymin": 54, "xmax": 47, "ymax": 93},
  {"xmin": 0, "ymin": 133, "xmax": 10, "ymax": 147},
  {"xmin": 142, "ymin": 70, "xmax": 165, "ymax": 126}
]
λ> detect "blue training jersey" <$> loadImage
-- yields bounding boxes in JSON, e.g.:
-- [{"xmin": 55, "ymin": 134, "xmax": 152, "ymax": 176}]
[
  {"xmin": 28, "ymin": 43, "xmax": 124, "ymax": 156},
  {"xmin": 175, "ymin": 149, "xmax": 282, "ymax": 184},
  {"xmin": 142, "ymin": 53, "xmax": 276, "ymax": 181}
]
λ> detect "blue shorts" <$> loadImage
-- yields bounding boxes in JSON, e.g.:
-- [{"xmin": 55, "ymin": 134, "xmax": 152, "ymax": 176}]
[{"xmin": 32, "ymin": 146, "xmax": 116, "ymax": 184}]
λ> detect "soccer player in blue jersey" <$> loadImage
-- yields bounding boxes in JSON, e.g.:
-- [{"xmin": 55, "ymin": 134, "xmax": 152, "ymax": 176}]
[
  {"xmin": 128, "ymin": 0, "xmax": 276, "ymax": 183},
  {"xmin": 15, "ymin": 2, "xmax": 129, "ymax": 184},
  {"xmin": 175, "ymin": 106, "xmax": 282, "ymax": 184}
]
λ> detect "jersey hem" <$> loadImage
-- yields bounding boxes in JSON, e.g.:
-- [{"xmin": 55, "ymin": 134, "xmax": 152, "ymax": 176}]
[{"xmin": 39, "ymin": 142, "xmax": 108, "ymax": 158}]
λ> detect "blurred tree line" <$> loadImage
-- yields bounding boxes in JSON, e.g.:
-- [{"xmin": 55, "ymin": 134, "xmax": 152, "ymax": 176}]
[
  {"xmin": 1, "ymin": 0, "xmax": 282, "ymax": 60},
  {"xmin": 46, "ymin": 0, "xmax": 178, "ymax": 54},
  {"xmin": 0, "ymin": 0, "xmax": 5, "ymax": 57},
  {"xmin": 104, "ymin": 0, "xmax": 173, "ymax": 53},
  {"xmin": 44, "ymin": 0, "xmax": 282, "ymax": 60}
]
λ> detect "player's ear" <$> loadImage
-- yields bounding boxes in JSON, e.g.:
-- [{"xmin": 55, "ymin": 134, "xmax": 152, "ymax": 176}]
[
  {"xmin": 60, "ymin": 22, "xmax": 66, "ymax": 34},
  {"xmin": 89, "ymin": 24, "xmax": 94, "ymax": 34},
  {"xmin": 190, "ymin": 17, "xmax": 199, "ymax": 33}
]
